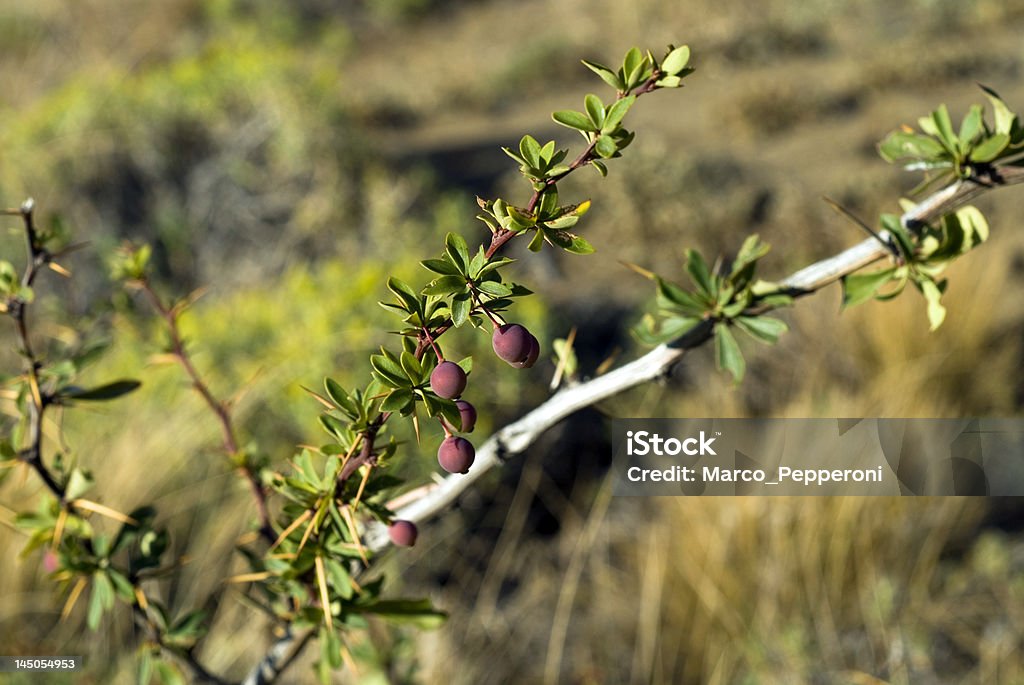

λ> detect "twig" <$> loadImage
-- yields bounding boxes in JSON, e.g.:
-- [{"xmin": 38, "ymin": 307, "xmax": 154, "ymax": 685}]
[{"xmin": 136, "ymin": 281, "xmax": 276, "ymax": 543}]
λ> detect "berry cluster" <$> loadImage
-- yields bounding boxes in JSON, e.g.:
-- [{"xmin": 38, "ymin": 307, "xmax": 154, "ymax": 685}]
[{"xmin": 427, "ymin": 321, "xmax": 539, "ymax": 476}]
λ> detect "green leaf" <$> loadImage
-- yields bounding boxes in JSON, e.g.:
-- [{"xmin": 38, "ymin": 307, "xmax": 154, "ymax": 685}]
[
  {"xmin": 734, "ymin": 315, "xmax": 788, "ymax": 344},
  {"xmin": 66, "ymin": 468, "xmax": 94, "ymax": 500},
  {"xmin": 931, "ymin": 104, "xmax": 959, "ymax": 154},
  {"xmin": 399, "ymin": 350, "xmax": 422, "ymax": 379},
  {"xmin": 634, "ymin": 315, "xmax": 700, "ymax": 345},
  {"xmin": 714, "ymin": 324, "xmax": 746, "ymax": 384},
  {"xmin": 61, "ymin": 380, "xmax": 141, "ymax": 402},
  {"xmin": 450, "ymin": 292, "xmax": 471, "ymax": 327},
  {"xmin": 553, "ymin": 110, "xmax": 597, "ymax": 132},
  {"xmin": 581, "ymin": 59, "xmax": 624, "ymax": 90},
  {"xmin": 477, "ymin": 281, "xmax": 513, "ymax": 297},
  {"xmin": 918, "ymin": 277, "xmax": 947, "ymax": 330},
  {"xmin": 584, "ymin": 94, "xmax": 605, "ymax": 129},
  {"xmin": 842, "ymin": 268, "xmax": 898, "ymax": 308},
  {"xmin": 602, "ymin": 95, "xmax": 635, "ymax": 133},
  {"xmin": 590, "ymin": 160, "xmax": 608, "ymax": 177},
  {"xmin": 320, "ymin": 412, "xmax": 351, "ymax": 441},
  {"xmin": 88, "ymin": 572, "xmax": 115, "ymax": 630},
  {"xmin": 544, "ymin": 229, "xmax": 594, "ymax": 255},
  {"xmin": 655, "ymin": 276, "xmax": 706, "ymax": 314},
  {"xmin": 386, "ymin": 277, "xmax": 421, "ymax": 315},
  {"xmin": 685, "ymin": 250, "xmax": 714, "ymax": 296},
  {"xmin": 527, "ymin": 229, "xmax": 546, "ymax": 252},
  {"xmin": 423, "ymin": 275, "xmax": 468, "ymax": 296},
  {"xmin": 444, "ymin": 233, "xmax": 470, "ymax": 273},
  {"xmin": 370, "ymin": 354, "xmax": 409, "ymax": 388},
  {"xmin": 970, "ymin": 133, "xmax": 1010, "ymax": 163},
  {"xmin": 959, "ymin": 104, "xmax": 983, "ymax": 145},
  {"xmin": 320, "ymin": 626, "xmax": 342, "ymax": 669},
  {"xmin": 468, "ymin": 247, "xmax": 487, "ymax": 277},
  {"xmin": 352, "ymin": 599, "xmax": 448, "ymax": 629},
  {"xmin": 519, "ymin": 135, "xmax": 542, "ymax": 169},
  {"xmin": 622, "ymin": 47, "xmax": 644, "ymax": 86},
  {"xmin": 661, "ymin": 45, "xmax": 690, "ymax": 75},
  {"xmin": 421, "ymin": 258, "xmax": 461, "ymax": 276},
  {"xmin": 595, "ymin": 135, "xmax": 617, "ymax": 158},
  {"xmin": 324, "ymin": 378, "xmax": 354, "ymax": 416},
  {"xmin": 981, "ymin": 85, "xmax": 1017, "ymax": 137},
  {"xmin": 879, "ymin": 131, "xmax": 947, "ymax": 164},
  {"xmin": 655, "ymin": 76, "xmax": 682, "ymax": 88},
  {"xmin": 537, "ymin": 188, "xmax": 559, "ymax": 220}
]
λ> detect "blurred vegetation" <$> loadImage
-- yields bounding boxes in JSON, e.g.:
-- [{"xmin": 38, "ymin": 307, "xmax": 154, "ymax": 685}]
[{"xmin": 2, "ymin": 0, "xmax": 1024, "ymax": 683}]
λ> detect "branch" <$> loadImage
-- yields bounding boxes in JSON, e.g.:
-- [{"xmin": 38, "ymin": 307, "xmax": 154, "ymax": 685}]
[
  {"xmin": 136, "ymin": 281, "xmax": 275, "ymax": 543},
  {"xmin": 363, "ymin": 163, "xmax": 1024, "ymax": 552}
]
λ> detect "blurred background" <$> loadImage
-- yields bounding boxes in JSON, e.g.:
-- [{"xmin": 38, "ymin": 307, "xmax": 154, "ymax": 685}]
[{"xmin": 2, "ymin": 0, "xmax": 1024, "ymax": 683}]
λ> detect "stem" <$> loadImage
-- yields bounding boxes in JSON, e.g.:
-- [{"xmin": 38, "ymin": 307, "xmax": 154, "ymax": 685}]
[{"xmin": 137, "ymin": 281, "xmax": 275, "ymax": 544}]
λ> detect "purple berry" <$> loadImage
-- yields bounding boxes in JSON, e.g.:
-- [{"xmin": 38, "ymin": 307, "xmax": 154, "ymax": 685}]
[
  {"xmin": 511, "ymin": 334, "xmax": 540, "ymax": 369},
  {"xmin": 438, "ymin": 436, "xmax": 475, "ymax": 474},
  {"xmin": 430, "ymin": 360, "xmax": 467, "ymax": 399},
  {"xmin": 492, "ymin": 323, "xmax": 532, "ymax": 364},
  {"xmin": 456, "ymin": 399, "xmax": 477, "ymax": 433},
  {"xmin": 388, "ymin": 520, "xmax": 419, "ymax": 547}
]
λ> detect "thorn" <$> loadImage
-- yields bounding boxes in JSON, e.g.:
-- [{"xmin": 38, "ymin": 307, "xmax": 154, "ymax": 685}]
[{"xmin": 822, "ymin": 196, "xmax": 901, "ymax": 260}]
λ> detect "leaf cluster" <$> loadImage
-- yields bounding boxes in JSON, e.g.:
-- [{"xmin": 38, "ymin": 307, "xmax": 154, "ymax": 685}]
[
  {"xmin": 879, "ymin": 87, "xmax": 1024, "ymax": 194},
  {"xmin": 635, "ymin": 235, "xmax": 791, "ymax": 382}
]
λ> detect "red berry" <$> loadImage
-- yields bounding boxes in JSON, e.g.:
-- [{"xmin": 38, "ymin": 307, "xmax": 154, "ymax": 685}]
[
  {"xmin": 492, "ymin": 323, "xmax": 532, "ymax": 364},
  {"xmin": 438, "ymin": 436, "xmax": 475, "ymax": 474},
  {"xmin": 430, "ymin": 360, "xmax": 467, "ymax": 399},
  {"xmin": 511, "ymin": 334, "xmax": 540, "ymax": 369},
  {"xmin": 388, "ymin": 520, "xmax": 419, "ymax": 547},
  {"xmin": 456, "ymin": 399, "xmax": 477, "ymax": 432}
]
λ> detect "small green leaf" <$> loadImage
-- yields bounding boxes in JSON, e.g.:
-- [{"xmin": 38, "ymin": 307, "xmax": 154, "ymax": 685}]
[
  {"xmin": 552, "ymin": 110, "xmax": 597, "ymax": 132},
  {"xmin": 381, "ymin": 389, "xmax": 413, "ymax": 413},
  {"xmin": 590, "ymin": 160, "xmax": 608, "ymax": 177},
  {"xmin": 66, "ymin": 468, "xmax": 94, "ymax": 500},
  {"xmin": 423, "ymin": 275, "xmax": 468, "ymax": 296},
  {"xmin": 842, "ymin": 268, "xmax": 898, "ymax": 308},
  {"xmin": 879, "ymin": 131, "xmax": 947, "ymax": 164},
  {"xmin": 445, "ymin": 233, "xmax": 470, "ymax": 273},
  {"xmin": 352, "ymin": 599, "xmax": 448, "ymax": 629},
  {"xmin": 661, "ymin": 45, "xmax": 690, "ymax": 75},
  {"xmin": 981, "ymin": 85, "xmax": 1017, "ymax": 137},
  {"xmin": 602, "ymin": 95, "xmax": 635, "ymax": 133},
  {"xmin": 421, "ymin": 258, "xmax": 461, "ymax": 276},
  {"xmin": 370, "ymin": 354, "xmax": 409, "ymax": 388},
  {"xmin": 622, "ymin": 47, "xmax": 643, "ymax": 85},
  {"xmin": 61, "ymin": 380, "xmax": 141, "ymax": 402},
  {"xmin": 734, "ymin": 315, "xmax": 788, "ymax": 344},
  {"xmin": 519, "ymin": 135, "xmax": 542, "ymax": 169},
  {"xmin": 477, "ymin": 281, "xmax": 512, "ymax": 297},
  {"xmin": 581, "ymin": 59, "xmax": 624, "ymax": 90},
  {"xmin": 527, "ymin": 230, "xmax": 545, "ymax": 252},
  {"xmin": 450, "ymin": 292, "xmax": 471, "ymax": 328},
  {"xmin": 918, "ymin": 277, "xmax": 947, "ymax": 330},
  {"xmin": 959, "ymin": 104, "xmax": 983, "ymax": 145},
  {"xmin": 931, "ymin": 104, "xmax": 958, "ymax": 154},
  {"xmin": 970, "ymin": 133, "xmax": 1010, "ymax": 163},
  {"xmin": 584, "ymin": 94, "xmax": 605, "ymax": 128},
  {"xmin": 714, "ymin": 324, "xmax": 745, "ymax": 383},
  {"xmin": 595, "ymin": 135, "xmax": 617, "ymax": 158},
  {"xmin": 685, "ymin": 250, "xmax": 714, "ymax": 296}
]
